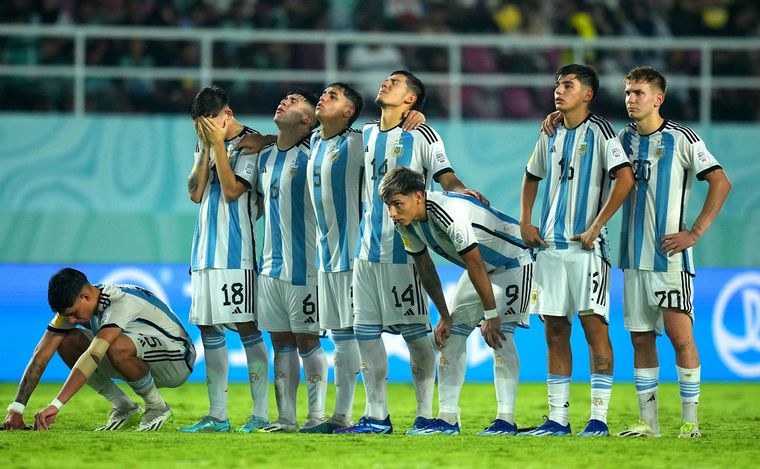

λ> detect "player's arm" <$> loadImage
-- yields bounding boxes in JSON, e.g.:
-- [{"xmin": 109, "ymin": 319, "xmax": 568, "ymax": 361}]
[
  {"xmin": 199, "ymin": 117, "xmax": 250, "ymax": 202},
  {"xmin": 661, "ymin": 168, "xmax": 731, "ymax": 256},
  {"xmin": 235, "ymin": 133, "xmax": 276, "ymax": 155},
  {"xmin": 437, "ymin": 172, "xmax": 490, "ymax": 206},
  {"xmin": 3, "ymin": 331, "xmax": 65, "ymax": 430},
  {"xmin": 33, "ymin": 327, "xmax": 122, "ymax": 430},
  {"xmin": 520, "ymin": 173, "xmax": 548, "ymax": 248},
  {"xmin": 188, "ymin": 120, "xmax": 211, "ymax": 204},
  {"xmin": 409, "ymin": 249, "xmax": 452, "ymax": 349},
  {"xmin": 572, "ymin": 164, "xmax": 635, "ymax": 249},
  {"xmin": 459, "ymin": 246, "xmax": 505, "ymax": 349}
]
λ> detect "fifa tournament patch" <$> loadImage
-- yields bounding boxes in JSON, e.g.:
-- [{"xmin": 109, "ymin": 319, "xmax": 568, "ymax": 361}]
[
  {"xmin": 242, "ymin": 162, "xmax": 255, "ymax": 176},
  {"xmin": 435, "ymin": 150, "xmax": 447, "ymax": 164},
  {"xmin": 453, "ymin": 230, "xmax": 466, "ymax": 249},
  {"xmin": 696, "ymin": 150, "xmax": 709, "ymax": 164},
  {"xmin": 611, "ymin": 146, "xmax": 624, "ymax": 161}
]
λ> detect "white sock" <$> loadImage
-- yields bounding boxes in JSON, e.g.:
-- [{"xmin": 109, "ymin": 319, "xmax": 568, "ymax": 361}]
[
  {"xmin": 273, "ymin": 345, "xmax": 299, "ymax": 425},
  {"xmin": 332, "ymin": 328, "xmax": 360, "ymax": 421},
  {"xmin": 590, "ymin": 373, "xmax": 613, "ymax": 423},
  {"xmin": 676, "ymin": 365, "xmax": 700, "ymax": 424},
  {"xmin": 355, "ymin": 324, "xmax": 388, "ymax": 420},
  {"xmin": 493, "ymin": 329, "xmax": 519, "ymax": 425},
  {"xmin": 547, "ymin": 373, "xmax": 571, "ymax": 426},
  {"xmin": 201, "ymin": 329, "xmax": 228, "ymax": 420},
  {"xmin": 402, "ymin": 325, "xmax": 435, "ymax": 419},
  {"xmin": 300, "ymin": 342, "xmax": 328, "ymax": 421},
  {"xmin": 634, "ymin": 367, "xmax": 659, "ymax": 432},
  {"xmin": 437, "ymin": 332, "xmax": 468, "ymax": 424},
  {"xmin": 127, "ymin": 372, "xmax": 165, "ymax": 410},
  {"xmin": 241, "ymin": 332, "xmax": 269, "ymax": 419},
  {"xmin": 87, "ymin": 370, "xmax": 135, "ymax": 411}
]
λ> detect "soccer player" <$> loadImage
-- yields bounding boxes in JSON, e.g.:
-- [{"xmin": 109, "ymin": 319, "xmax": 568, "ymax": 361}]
[
  {"xmin": 256, "ymin": 90, "xmax": 325, "ymax": 433},
  {"xmin": 334, "ymin": 70, "xmax": 486, "ymax": 435},
  {"xmin": 519, "ymin": 64, "xmax": 634, "ymax": 437},
  {"xmin": 615, "ymin": 66, "xmax": 731, "ymax": 438},
  {"xmin": 4, "ymin": 268, "xmax": 194, "ymax": 432},
  {"xmin": 379, "ymin": 167, "xmax": 534, "ymax": 436},
  {"xmin": 179, "ymin": 85, "xmax": 269, "ymax": 433}
]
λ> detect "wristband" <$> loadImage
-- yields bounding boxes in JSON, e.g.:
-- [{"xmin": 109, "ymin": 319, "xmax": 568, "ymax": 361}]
[
  {"xmin": 7, "ymin": 401, "xmax": 25, "ymax": 415},
  {"xmin": 50, "ymin": 398, "xmax": 64, "ymax": 410},
  {"xmin": 484, "ymin": 308, "xmax": 499, "ymax": 320}
]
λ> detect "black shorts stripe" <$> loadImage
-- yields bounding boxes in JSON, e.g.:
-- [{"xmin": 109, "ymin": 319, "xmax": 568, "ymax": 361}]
[{"xmin": 520, "ymin": 264, "xmax": 532, "ymax": 314}]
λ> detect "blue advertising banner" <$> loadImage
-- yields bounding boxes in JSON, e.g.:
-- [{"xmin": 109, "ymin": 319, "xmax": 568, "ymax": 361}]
[{"xmin": 0, "ymin": 264, "xmax": 757, "ymax": 383}]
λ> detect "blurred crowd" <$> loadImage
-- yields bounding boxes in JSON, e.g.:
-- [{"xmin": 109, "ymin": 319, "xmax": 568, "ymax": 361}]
[{"xmin": 1, "ymin": 0, "xmax": 759, "ymax": 121}]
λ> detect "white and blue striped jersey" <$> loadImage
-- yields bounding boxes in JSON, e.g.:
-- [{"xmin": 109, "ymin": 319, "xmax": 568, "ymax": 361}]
[
  {"xmin": 308, "ymin": 128, "xmax": 364, "ymax": 273},
  {"xmin": 191, "ymin": 127, "xmax": 260, "ymax": 271},
  {"xmin": 526, "ymin": 113, "xmax": 629, "ymax": 262},
  {"xmin": 47, "ymin": 284, "xmax": 195, "ymax": 368},
  {"xmin": 357, "ymin": 122, "xmax": 453, "ymax": 264},
  {"xmin": 258, "ymin": 139, "xmax": 317, "ymax": 286},
  {"xmin": 618, "ymin": 120, "xmax": 722, "ymax": 274},
  {"xmin": 396, "ymin": 191, "xmax": 533, "ymax": 272}
]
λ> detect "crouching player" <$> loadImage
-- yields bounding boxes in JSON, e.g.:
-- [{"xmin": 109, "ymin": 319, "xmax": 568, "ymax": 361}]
[
  {"xmin": 379, "ymin": 167, "xmax": 533, "ymax": 435},
  {"xmin": 3, "ymin": 268, "xmax": 195, "ymax": 431}
]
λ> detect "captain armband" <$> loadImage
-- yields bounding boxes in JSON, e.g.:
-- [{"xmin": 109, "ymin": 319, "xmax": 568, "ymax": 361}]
[{"xmin": 72, "ymin": 337, "xmax": 110, "ymax": 379}]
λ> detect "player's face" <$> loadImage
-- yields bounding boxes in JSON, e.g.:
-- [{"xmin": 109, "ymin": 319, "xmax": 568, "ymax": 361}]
[
  {"xmin": 274, "ymin": 94, "xmax": 314, "ymax": 127},
  {"xmin": 625, "ymin": 80, "xmax": 663, "ymax": 121},
  {"xmin": 61, "ymin": 296, "xmax": 95, "ymax": 325},
  {"xmin": 554, "ymin": 74, "xmax": 592, "ymax": 112},
  {"xmin": 385, "ymin": 192, "xmax": 424, "ymax": 226},
  {"xmin": 316, "ymin": 86, "xmax": 354, "ymax": 123},
  {"xmin": 376, "ymin": 74, "xmax": 414, "ymax": 108}
]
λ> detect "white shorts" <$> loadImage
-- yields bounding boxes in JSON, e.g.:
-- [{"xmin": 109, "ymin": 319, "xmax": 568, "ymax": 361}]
[
  {"xmin": 318, "ymin": 270, "xmax": 354, "ymax": 330},
  {"xmin": 258, "ymin": 274, "xmax": 319, "ymax": 334},
  {"xmin": 529, "ymin": 248, "xmax": 610, "ymax": 322},
  {"xmin": 450, "ymin": 264, "xmax": 533, "ymax": 328},
  {"xmin": 190, "ymin": 268, "xmax": 257, "ymax": 326},
  {"xmin": 623, "ymin": 269, "xmax": 695, "ymax": 335},
  {"xmin": 81, "ymin": 328, "xmax": 195, "ymax": 389},
  {"xmin": 352, "ymin": 259, "xmax": 429, "ymax": 327}
]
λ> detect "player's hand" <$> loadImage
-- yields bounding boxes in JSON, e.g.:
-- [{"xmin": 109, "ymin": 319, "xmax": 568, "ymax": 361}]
[
  {"xmin": 660, "ymin": 230, "xmax": 699, "ymax": 257},
  {"xmin": 434, "ymin": 317, "xmax": 452, "ymax": 350},
  {"xmin": 541, "ymin": 111, "xmax": 563, "ymax": 136},
  {"xmin": 571, "ymin": 225, "xmax": 601, "ymax": 250},
  {"xmin": 194, "ymin": 119, "xmax": 210, "ymax": 148},
  {"xmin": 463, "ymin": 189, "xmax": 490, "ymax": 206},
  {"xmin": 33, "ymin": 405, "xmax": 58, "ymax": 430},
  {"xmin": 401, "ymin": 110, "xmax": 426, "ymax": 131},
  {"xmin": 3, "ymin": 411, "xmax": 28, "ymax": 430},
  {"xmin": 199, "ymin": 117, "xmax": 226, "ymax": 146},
  {"xmin": 480, "ymin": 317, "xmax": 505, "ymax": 349},
  {"xmin": 520, "ymin": 223, "xmax": 549, "ymax": 248},
  {"xmin": 235, "ymin": 133, "xmax": 272, "ymax": 155}
]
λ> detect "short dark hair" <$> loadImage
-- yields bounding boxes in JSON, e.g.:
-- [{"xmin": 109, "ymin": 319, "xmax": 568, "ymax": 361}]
[
  {"xmin": 191, "ymin": 85, "xmax": 228, "ymax": 119},
  {"xmin": 379, "ymin": 167, "xmax": 426, "ymax": 203},
  {"xmin": 625, "ymin": 66, "xmax": 667, "ymax": 93},
  {"xmin": 48, "ymin": 268, "xmax": 89, "ymax": 313},
  {"xmin": 390, "ymin": 70, "xmax": 426, "ymax": 111},
  {"xmin": 326, "ymin": 82, "xmax": 364, "ymax": 126},
  {"xmin": 286, "ymin": 88, "xmax": 320, "ymax": 129},
  {"xmin": 555, "ymin": 64, "xmax": 599, "ymax": 100}
]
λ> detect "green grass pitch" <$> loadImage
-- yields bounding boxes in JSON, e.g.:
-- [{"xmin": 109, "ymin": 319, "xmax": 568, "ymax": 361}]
[{"xmin": 1, "ymin": 382, "xmax": 759, "ymax": 468}]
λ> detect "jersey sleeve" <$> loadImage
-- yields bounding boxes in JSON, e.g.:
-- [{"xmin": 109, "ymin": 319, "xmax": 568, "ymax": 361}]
[
  {"xmin": 683, "ymin": 138, "xmax": 722, "ymax": 181},
  {"xmin": 417, "ymin": 126, "xmax": 453, "ymax": 181},
  {"xmin": 444, "ymin": 212, "xmax": 478, "ymax": 255},
  {"xmin": 47, "ymin": 314, "xmax": 75, "ymax": 333},
  {"xmin": 602, "ymin": 134, "xmax": 631, "ymax": 178},
  {"xmin": 525, "ymin": 134, "xmax": 548, "ymax": 180},
  {"xmin": 234, "ymin": 152, "xmax": 259, "ymax": 189},
  {"xmin": 99, "ymin": 298, "xmax": 141, "ymax": 331},
  {"xmin": 397, "ymin": 225, "xmax": 427, "ymax": 256}
]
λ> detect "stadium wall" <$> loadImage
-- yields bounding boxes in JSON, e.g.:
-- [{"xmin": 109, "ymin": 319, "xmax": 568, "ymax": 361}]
[{"xmin": 0, "ymin": 115, "xmax": 757, "ymax": 382}]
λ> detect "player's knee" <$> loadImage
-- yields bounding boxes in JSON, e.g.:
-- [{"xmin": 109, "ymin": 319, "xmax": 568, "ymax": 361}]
[
  {"xmin": 235, "ymin": 321, "xmax": 259, "ymax": 336},
  {"xmin": 630, "ymin": 331, "xmax": 655, "ymax": 349},
  {"xmin": 295, "ymin": 333, "xmax": 320, "ymax": 352}
]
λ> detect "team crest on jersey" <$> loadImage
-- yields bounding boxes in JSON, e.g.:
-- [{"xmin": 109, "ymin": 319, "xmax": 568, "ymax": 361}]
[
  {"xmin": 289, "ymin": 164, "xmax": 299, "ymax": 177},
  {"xmin": 655, "ymin": 145, "xmax": 666, "ymax": 158},
  {"xmin": 577, "ymin": 143, "xmax": 587, "ymax": 156},
  {"xmin": 391, "ymin": 142, "xmax": 404, "ymax": 158},
  {"xmin": 530, "ymin": 288, "xmax": 539, "ymax": 305},
  {"xmin": 329, "ymin": 147, "xmax": 341, "ymax": 162}
]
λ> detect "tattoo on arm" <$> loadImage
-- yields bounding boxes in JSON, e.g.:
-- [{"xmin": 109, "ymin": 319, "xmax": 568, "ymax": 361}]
[
  {"xmin": 188, "ymin": 173, "xmax": 199, "ymax": 193},
  {"xmin": 15, "ymin": 360, "xmax": 45, "ymax": 405}
]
